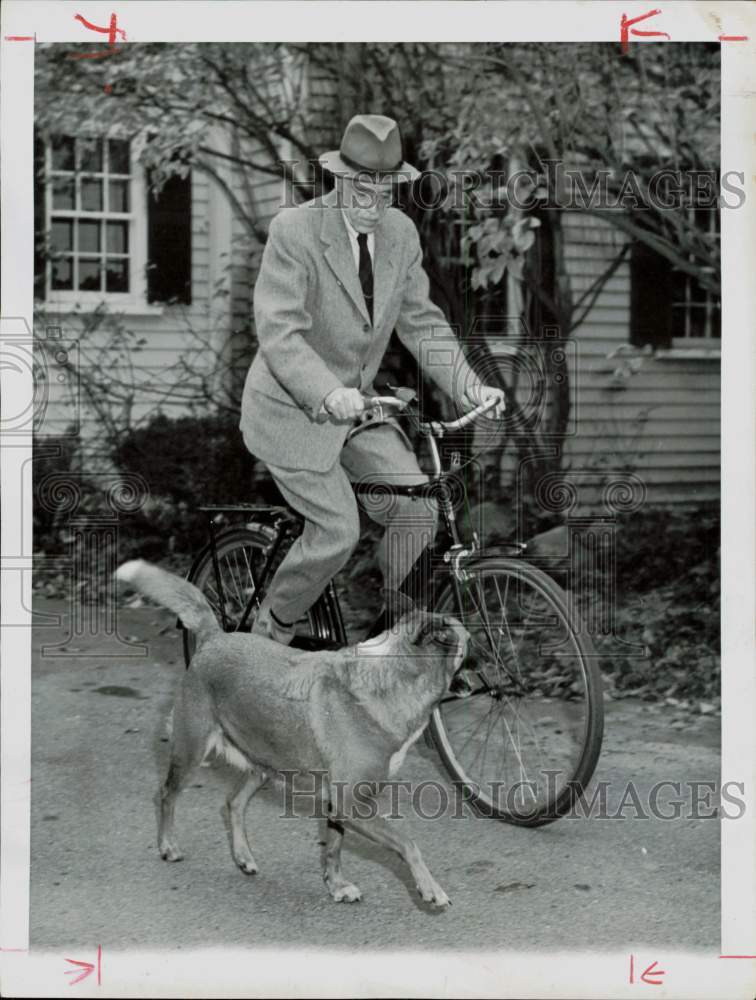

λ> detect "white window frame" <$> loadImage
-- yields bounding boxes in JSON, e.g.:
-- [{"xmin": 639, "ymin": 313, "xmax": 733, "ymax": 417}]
[
  {"xmin": 42, "ymin": 132, "xmax": 163, "ymax": 315},
  {"xmin": 669, "ymin": 209, "xmax": 720, "ymax": 351}
]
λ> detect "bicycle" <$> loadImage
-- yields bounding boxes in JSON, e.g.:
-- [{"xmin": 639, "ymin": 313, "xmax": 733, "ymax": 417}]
[{"xmin": 180, "ymin": 393, "xmax": 604, "ymax": 827}]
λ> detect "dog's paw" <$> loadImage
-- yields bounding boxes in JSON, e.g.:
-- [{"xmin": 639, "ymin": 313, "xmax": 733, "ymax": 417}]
[
  {"xmin": 234, "ymin": 852, "xmax": 259, "ymax": 876},
  {"xmin": 331, "ymin": 882, "xmax": 362, "ymax": 903},
  {"xmin": 160, "ymin": 844, "xmax": 184, "ymax": 863},
  {"xmin": 417, "ymin": 882, "xmax": 451, "ymax": 909}
]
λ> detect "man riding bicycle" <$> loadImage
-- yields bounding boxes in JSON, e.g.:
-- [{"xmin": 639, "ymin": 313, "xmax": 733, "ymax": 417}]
[{"xmin": 240, "ymin": 114, "xmax": 505, "ymax": 645}]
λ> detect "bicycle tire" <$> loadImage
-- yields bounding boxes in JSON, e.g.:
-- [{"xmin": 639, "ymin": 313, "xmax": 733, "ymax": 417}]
[
  {"xmin": 182, "ymin": 526, "xmax": 341, "ymax": 666},
  {"xmin": 429, "ymin": 556, "xmax": 604, "ymax": 826}
]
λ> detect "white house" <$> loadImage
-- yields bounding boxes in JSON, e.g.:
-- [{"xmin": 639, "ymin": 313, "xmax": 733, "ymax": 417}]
[{"xmin": 33, "ymin": 67, "xmax": 720, "ymax": 509}]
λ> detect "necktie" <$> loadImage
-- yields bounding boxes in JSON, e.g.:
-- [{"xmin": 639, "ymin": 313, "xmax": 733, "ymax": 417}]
[{"xmin": 357, "ymin": 232, "xmax": 373, "ymax": 324}]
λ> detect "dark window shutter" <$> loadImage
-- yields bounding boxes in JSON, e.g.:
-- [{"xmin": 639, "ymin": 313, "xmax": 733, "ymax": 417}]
[
  {"xmin": 34, "ymin": 135, "xmax": 46, "ymax": 301},
  {"xmin": 146, "ymin": 171, "xmax": 192, "ymax": 304},
  {"xmin": 630, "ymin": 241, "xmax": 673, "ymax": 349},
  {"xmin": 525, "ymin": 209, "xmax": 558, "ymax": 333}
]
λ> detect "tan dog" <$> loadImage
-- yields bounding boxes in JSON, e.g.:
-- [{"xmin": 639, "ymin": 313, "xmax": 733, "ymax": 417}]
[{"xmin": 115, "ymin": 559, "xmax": 469, "ymax": 908}]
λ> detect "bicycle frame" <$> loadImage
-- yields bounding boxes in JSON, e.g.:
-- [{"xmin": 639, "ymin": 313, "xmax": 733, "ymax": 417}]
[{"xmin": 185, "ymin": 397, "xmax": 514, "ymax": 644}]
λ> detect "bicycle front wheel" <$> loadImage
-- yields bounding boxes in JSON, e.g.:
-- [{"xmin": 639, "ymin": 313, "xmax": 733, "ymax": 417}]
[
  {"xmin": 183, "ymin": 526, "xmax": 342, "ymax": 665},
  {"xmin": 429, "ymin": 557, "xmax": 604, "ymax": 826}
]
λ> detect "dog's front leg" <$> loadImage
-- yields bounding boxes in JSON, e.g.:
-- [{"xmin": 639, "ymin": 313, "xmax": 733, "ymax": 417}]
[
  {"xmin": 322, "ymin": 814, "xmax": 362, "ymax": 903},
  {"xmin": 227, "ymin": 768, "xmax": 267, "ymax": 875},
  {"xmin": 338, "ymin": 790, "xmax": 450, "ymax": 909}
]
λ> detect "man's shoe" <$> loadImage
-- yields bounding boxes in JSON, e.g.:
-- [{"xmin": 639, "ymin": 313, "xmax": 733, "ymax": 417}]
[{"xmin": 252, "ymin": 606, "xmax": 296, "ymax": 646}]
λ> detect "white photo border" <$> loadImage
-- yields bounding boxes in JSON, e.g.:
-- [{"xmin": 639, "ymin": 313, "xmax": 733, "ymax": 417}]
[{"xmin": 1, "ymin": 2, "xmax": 754, "ymax": 997}]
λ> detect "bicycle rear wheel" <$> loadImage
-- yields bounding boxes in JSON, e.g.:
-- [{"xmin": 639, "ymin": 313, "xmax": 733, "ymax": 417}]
[
  {"xmin": 429, "ymin": 557, "xmax": 603, "ymax": 826},
  {"xmin": 182, "ymin": 526, "xmax": 343, "ymax": 666}
]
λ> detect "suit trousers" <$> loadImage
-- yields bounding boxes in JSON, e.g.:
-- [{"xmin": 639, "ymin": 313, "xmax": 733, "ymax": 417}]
[{"xmin": 263, "ymin": 423, "xmax": 438, "ymax": 624}]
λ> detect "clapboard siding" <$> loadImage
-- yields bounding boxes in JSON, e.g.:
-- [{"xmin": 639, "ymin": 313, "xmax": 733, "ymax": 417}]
[
  {"xmin": 561, "ymin": 211, "xmax": 720, "ymax": 506},
  {"xmin": 35, "ymin": 168, "xmax": 219, "ymax": 445}
]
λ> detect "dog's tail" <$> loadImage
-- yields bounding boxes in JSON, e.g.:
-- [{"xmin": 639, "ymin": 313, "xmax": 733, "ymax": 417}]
[{"xmin": 115, "ymin": 559, "xmax": 219, "ymax": 639}]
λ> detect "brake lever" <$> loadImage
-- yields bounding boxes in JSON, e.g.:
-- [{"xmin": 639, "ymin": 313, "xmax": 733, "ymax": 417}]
[{"xmin": 386, "ymin": 383, "xmax": 417, "ymax": 404}]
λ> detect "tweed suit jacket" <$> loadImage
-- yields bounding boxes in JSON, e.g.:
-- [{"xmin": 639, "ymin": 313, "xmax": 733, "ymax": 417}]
[{"xmin": 239, "ymin": 187, "xmax": 479, "ymax": 472}]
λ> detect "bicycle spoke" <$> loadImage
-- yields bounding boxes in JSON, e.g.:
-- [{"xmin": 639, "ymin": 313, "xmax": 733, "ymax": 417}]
[
  {"xmin": 226, "ymin": 550, "xmax": 245, "ymax": 611},
  {"xmin": 240, "ymin": 546, "xmax": 257, "ymax": 599},
  {"xmin": 443, "ymin": 696, "xmax": 496, "ymax": 754},
  {"xmin": 464, "ymin": 578, "xmax": 498, "ymax": 660},
  {"xmin": 491, "ymin": 573, "xmax": 510, "ymax": 664}
]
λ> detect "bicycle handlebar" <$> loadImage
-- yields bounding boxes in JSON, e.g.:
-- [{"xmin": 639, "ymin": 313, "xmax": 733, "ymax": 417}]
[
  {"xmin": 359, "ymin": 392, "xmax": 499, "ymax": 435},
  {"xmin": 362, "ymin": 395, "xmax": 409, "ymax": 411},
  {"xmin": 421, "ymin": 396, "xmax": 499, "ymax": 434}
]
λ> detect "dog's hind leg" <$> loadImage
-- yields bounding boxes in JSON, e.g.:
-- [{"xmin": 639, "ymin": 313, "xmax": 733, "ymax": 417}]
[
  {"xmin": 227, "ymin": 767, "xmax": 267, "ymax": 875},
  {"xmin": 337, "ymin": 788, "xmax": 450, "ymax": 909},
  {"xmin": 158, "ymin": 754, "xmax": 199, "ymax": 862},
  {"xmin": 158, "ymin": 680, "xmax": 213, "ymax": 862},
  {"xmin": 322, "ymin": 814, "xmax": 362, "ymax": 903}
]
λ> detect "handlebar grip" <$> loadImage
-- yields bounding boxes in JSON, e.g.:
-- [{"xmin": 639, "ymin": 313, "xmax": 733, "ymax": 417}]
[{"xmin": 362, "ymin": 395, "xmax": 409, "ymax": 410}]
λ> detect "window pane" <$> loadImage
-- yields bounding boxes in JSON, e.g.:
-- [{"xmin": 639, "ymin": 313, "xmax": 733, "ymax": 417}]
[
  {"xmin": 78, "ymin": 220, "xmax": 101, "ymax": 253},
  {"xmin": 51, "ymin": 136, "xmax": 75, "ymax": 172},
  {"xmin": 108, "ymin": 179, "xmax": 129, "ymax": 213},
  {"xmin": 671, "ymin": 305, "xmax": 686, "ymax": 339},
  {"xmin": 52, "ymin": 177, "xmax": 75, "ymax": 210},
  {"xmin": 108, "ymin": 139, "xmax": 130, "ymax": 174},
  {"xmin": 687, "ymin": 304, "xmax": 706, "ymax": 339},
  {"xmin": 78, "ymin": 258, "xmax": 101, "ymax": 291},
  {"xmin": 105, "ymin": 258, "xmax": 129, "ymax": 293},
  {"xmin": 51, "ymin": 257, "xmax": 73, "ymax": 290},
  {"xmin": 80, "ymin": 178, "xmax": 103, "ymax": 212},
  {"xmin": 79, "ymin": 138, "xmax": 103, "ymax": 173},
  {"xmin": 51, "ymin": 220, "xmax": 73, "ymax": 252},
  {"xmin": 106, "ymin": 221, "xmax": 128, "ymax": 254}
]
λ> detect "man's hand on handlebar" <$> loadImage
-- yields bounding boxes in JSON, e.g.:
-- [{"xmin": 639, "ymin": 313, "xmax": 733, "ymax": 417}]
[
  {"xmin": 322, "ymin": 383, "xmax": 504, "ymax": 424},
  {"xmin": 323, "ymin": 387, "xmax": 365, "ymax": 421},
  {"xmin": 463, "ymin": 383, "xmax": 506, "ymax": 419}
]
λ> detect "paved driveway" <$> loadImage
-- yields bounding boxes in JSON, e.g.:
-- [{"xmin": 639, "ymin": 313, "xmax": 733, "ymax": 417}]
[{"xmin": 29, "ymin": 600, "xmax": 720, "ymax": 953}]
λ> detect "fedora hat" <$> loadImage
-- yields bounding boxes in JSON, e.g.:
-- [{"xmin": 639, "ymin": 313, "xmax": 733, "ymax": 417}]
[{"xmin": 319, "ymin": 114, "xmax": 419, "ymax": 183}]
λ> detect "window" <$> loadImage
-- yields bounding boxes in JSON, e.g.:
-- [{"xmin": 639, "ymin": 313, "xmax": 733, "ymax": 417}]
[
  {"xmin": 669, "ymin": 210, "xmax": 720, "ymax": 342},
  {"xmin": 47, "ymin": 136, "xmax": 132, "ymax": 295},
  {"xmin": 630, "ymin": 209, "xmax": 720, "ymax": 351},
  {"xmin": 34, "ymin": 133, "xmax": 192, "ymax": 309}
]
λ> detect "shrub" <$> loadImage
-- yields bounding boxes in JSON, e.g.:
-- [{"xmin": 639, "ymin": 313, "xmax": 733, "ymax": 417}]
[
  {"xmin": 33, "ymin": 428, "xmax": 87, "ymax": 554},
  {"xmin": 112, "ymin": 411, "xmax": 274, "ymax": 553}
]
